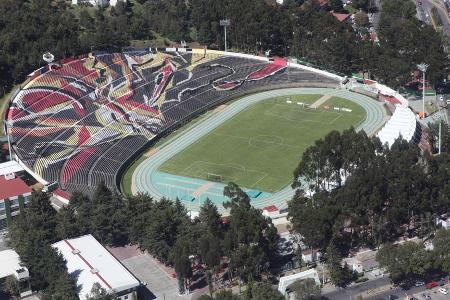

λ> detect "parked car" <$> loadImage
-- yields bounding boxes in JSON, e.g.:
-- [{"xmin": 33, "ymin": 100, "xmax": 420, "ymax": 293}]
[
  {"xmin": 439, "ymin": 287, "xmax": 448, "ymax": 294},
  {"xmin": 426, "ymin": 281, "xmax": 439, "ymax": 289},
  {"xmin": 422, "ymin": 293, "xmax": 431, "ymax": 300},
  {"xmin": 415, "ymin": 280, "xmax": 425, "ymax": 287}
]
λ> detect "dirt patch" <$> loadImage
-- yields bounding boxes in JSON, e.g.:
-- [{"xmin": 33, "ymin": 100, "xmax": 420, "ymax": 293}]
[
  {"xmin": 144, "ymin": 147, "xmax": 159, "ymax": 157},
  {"xmin": 213, "ymin": 104, "xmax": 228, "ymax": 113},
  {"xmin": 107, "ymin": 244, "xmax": 143, "ymax": 260}
]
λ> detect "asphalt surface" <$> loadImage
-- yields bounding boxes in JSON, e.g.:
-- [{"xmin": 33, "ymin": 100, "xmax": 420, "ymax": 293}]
[
  {"xmin": 322, "ymin": 277, "xmax": 429, "ymax": 300},
  {"xmin": 416, "ymin": 0, "xmax": 450, "ymax": 40}
]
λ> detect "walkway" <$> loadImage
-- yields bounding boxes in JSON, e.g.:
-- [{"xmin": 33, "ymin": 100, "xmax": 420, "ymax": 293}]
[{"xmin": 133, "ymin": 88, "xmax": 387, "ymax": 214}]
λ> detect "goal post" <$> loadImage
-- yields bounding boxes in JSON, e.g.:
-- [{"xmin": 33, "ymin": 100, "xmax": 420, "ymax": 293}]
[{"xmin": 207, "ymin": 173, "xmax": 223, "ymax": 182}]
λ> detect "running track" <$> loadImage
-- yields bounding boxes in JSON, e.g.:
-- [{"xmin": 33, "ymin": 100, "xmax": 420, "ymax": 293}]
[{"xmin": 132, "ymin": 88, "xmax": 387, "ymax": 213}]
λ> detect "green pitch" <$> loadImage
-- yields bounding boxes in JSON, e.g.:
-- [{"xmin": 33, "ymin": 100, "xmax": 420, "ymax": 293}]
[{"xmin": 159, "ymin": 95, "xmax": 366, "ymax": 192}]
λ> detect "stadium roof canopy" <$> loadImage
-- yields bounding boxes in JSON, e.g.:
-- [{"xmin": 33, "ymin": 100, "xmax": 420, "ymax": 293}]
[{"xmin": 52, "ymin": 234, "xmax": 140, "ymax": 299}]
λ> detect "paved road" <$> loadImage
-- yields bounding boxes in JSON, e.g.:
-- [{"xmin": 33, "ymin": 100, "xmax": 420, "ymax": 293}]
[
  {"xmin": 322, "ymin": 277, "xmax": 428, "ymax": 300},
  {"xmin": 417, "ymin": 0, "xmax": 450, "ymax": 41}
]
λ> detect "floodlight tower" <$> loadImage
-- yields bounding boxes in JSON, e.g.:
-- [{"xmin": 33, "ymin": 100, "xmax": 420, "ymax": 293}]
[
  {"xmin": 220, "ymin": 19, "xmax": 230, "ymax": 52},
  {"xmin": 43, "ymin": 52, "xmax": 55, "ymax": 70},
  {"xmin": 417, "ymin": 63, "xmax": 429, "ymax": 119}
]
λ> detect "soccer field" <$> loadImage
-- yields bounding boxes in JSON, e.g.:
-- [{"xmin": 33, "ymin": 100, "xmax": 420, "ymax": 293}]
[{"xmin": 159, "ymin": 94, "xmax": 366, "ymax": 192}]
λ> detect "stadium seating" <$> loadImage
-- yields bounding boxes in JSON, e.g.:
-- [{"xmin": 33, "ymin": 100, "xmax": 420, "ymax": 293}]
[{"xmin": 7, "ymin": 49, "xmax": 339, "ymax": 195}]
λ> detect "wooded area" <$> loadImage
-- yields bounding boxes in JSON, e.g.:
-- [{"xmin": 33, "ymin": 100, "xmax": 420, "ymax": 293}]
[
  {"xmin": 7, "ymin": 183, "xmax": 282, "ymax": 298},
  {"xmin": 0, "ymin": 0, "xmax": 446, "ymax": 95}
]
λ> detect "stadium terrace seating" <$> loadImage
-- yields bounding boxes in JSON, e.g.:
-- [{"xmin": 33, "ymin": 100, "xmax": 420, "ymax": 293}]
[{"xmin": 7, "ymin": 49, "xmax": 339, "ymax": 195}]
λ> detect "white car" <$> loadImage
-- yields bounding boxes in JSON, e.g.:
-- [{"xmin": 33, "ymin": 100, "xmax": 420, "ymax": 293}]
[
  {"xmin": 439, "ymin": 287, "xmax": 448, "ymax": 295},
  {"xmin": 415, "ymin": 280, "xmax": 425, "ymax": 287}
]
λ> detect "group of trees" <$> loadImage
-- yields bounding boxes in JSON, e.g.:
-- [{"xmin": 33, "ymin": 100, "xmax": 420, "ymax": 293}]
[
  {"xmin": 8, "ymin": 182, "xmax": 281, "ymax": 297},
  {"xmin": 376, "ymin": 229, "xmax": 450, "ymax": 285},
  {"xmin": 7, "ymin": 192, "xmax": 79, "ymax": 299},
  {"xmin": 288, "ymin": 127, "xmax": 450, "ymax": 285},
  {"xmin": 0, "ymin": 0, "xmax": 446, "ymax": 96}
]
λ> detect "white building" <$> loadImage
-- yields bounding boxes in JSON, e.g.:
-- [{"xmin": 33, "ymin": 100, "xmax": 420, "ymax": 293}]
[
  {"xmin": 52, "ymin": 235, "xmax": 140, "ymax": 300},
  {"xmin": 0, "ymin": 249, "xmax": 32, "ymax": 298}
]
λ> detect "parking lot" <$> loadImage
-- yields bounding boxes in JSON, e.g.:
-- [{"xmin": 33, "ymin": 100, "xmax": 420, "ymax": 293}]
[
  {"xmin": 108, "ymin": 245, "xmax": 193, "ymax": 300},
  {"xmin": 413, "ymin": 284, "xmax": 450, "ymax": 300}
]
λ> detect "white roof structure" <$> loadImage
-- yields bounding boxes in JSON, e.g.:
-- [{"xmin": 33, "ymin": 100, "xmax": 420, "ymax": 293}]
[
  {"xmin": 278, "ymin": 268, "xmax": 320, "ymax": 295},
  {"xmin": 377, "ymin": 106, "xmax": 417, "ymax": 148},
  {"xmin": 52, "ymin": 235, "xmax": 139, "ymax": 299},
  {"xmin": 0, "ymin": 249, "xmax": 29, "ymax": 280},
  {"xmin": 0, "ymin": 160, "xmax": 24, "ymax": 176}
]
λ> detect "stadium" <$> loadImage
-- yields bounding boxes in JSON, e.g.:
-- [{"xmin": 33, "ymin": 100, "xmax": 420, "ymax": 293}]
[{"xmin": 4, "ymin": 48, "xmax": 419, "ymax": 213}]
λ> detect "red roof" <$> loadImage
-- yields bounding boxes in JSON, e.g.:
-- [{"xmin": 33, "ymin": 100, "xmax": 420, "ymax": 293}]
[
  {"xmin": 332, "ymin": 12, "xmax": 351, "ymax": 22},
  {"xmin": 0, "ymin": 175, "xmax": 32, "ymax": 200},
  {"xmin": 53, "ymin": 188, "xmax": 71, "ymax": 201},
  {"xmin": 264, "ymin": 205, "xmax": 279, "ymax": 212},
  {"xmin": 319, "ymin": 0, "xmax": 328, "ymax": 7}
]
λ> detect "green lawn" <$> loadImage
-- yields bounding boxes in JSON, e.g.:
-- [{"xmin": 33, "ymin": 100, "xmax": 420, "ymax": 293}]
[{"xmin": 159, "ymin": 95, "xmax": 366, "ymax": 193}]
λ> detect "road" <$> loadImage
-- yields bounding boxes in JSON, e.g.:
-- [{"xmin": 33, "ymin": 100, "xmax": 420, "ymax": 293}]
[
  {"xmin": 322, "ymin": 277, "xmax": 429, "ymax": 300},
  {"xmin": 416, "ymin": 0, "xmax": 450, "ymax": 41}
]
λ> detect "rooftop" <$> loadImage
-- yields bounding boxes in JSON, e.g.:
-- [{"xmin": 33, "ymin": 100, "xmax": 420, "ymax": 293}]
[
  {"xmin": 0, "ymin": 249, "xmax": 28, "ymax": 279},
  {"xmin": 0, "ymin": 161, "xmax": 24, "ymax": 176},
  {"xmin": 52, "ymin": 234, "xmax": 140, "ymax": 299},
  {"xmin": 0, "ymin": 175, "xmax": 32, "ymax": 201},
  {"xmin": 332, "ymin": 12, "xmax": 351, "ymax": 22}
]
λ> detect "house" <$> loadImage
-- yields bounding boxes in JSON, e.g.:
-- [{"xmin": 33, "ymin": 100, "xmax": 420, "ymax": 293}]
[
  {"xmin": 301, "ymin": 249, "xmax": 321, "ymax": 264},
  {"xmin": 332, "ymin": 12, "xmax": 351, "ymax": 23},
  {"xmin": 344, "ymin": 249, "xmax": 378, "ymax": 273},
  {"xmin": 0, "ymin": 249, "xmax": 32, "ymax": 298},
  {"xmin": 52, "ymin": 235, "xmax": 140, "ymax": 300},
  {"xmin": 0, "ymin": 168, "xmax": 32, "ymax": 231}
]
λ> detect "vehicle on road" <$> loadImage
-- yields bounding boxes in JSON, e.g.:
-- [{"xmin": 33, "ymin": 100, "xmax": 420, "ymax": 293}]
[
  {"xmin": 439, "ymin": 287, "xmax": 448, "ymax": 294},
  {"xmin": 426, "ymin": 281, "xmax": 439, "ymax": 289}
]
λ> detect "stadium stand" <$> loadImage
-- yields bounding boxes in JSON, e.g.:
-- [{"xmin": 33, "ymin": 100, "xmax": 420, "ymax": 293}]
[
  {"xmin": 6, "ymin": 49, "xmax": 339, "ymax": 195},
  {"xmin": 377, "ymin": 106, "xmax": 418, "ymax": 147}
]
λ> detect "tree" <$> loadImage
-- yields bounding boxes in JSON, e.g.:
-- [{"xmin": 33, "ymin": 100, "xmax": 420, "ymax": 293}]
[
  {"xmin": 325, "ymin": 242, "xmax": 353, "ymax": 287},
  {"xmin": 288, "ymin": 278, "xmax": 321, "ymax": 300},
  {"xmin": 433, "ymin": 229, "xmax": 450, "ymax": 274},
  {"xmin": 223, "ymin": 183, "xmax": 279, "ymax": 285},
  {"xmin": 55, "ymin": 206, "xmax": 78, "ymax": 240},
  {"xmin": 329, "ymin": 0, "xmax": 344, "ymax": 12},
  {"xmin": 86, "ymin": 282, "xmax": 114, "ymax": 300},
  {"xmin": 376, "ymin": 242, "xmax": 434, "ymax": 284},
  {"xmin": 173, "ymin": 237, "xmax": 193, "ymax": 294},
  {"xmin": 3, "ymin": 276, "xmax": 19, "ymax": 299},
  {"xmin": 246, "ymin": 282, "xmax": 285, "ymax": 300},
  {"xmin": 354, "ymin": 11, "xmax": 369, "ymax": 29}
]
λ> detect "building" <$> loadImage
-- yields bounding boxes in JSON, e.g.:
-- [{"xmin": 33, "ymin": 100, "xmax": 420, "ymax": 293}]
[
  {"xmin": 0, "ymin": 249, "xmax": 32, "ymax": 298},
  {"xmin": 436, "ymin": 215, "xmax": 450, "ymax": 229},
  {"xmin": 332, "ymin": 12, "xmax": 351, "ymax": 23},
  {"xmin": 51, "ymin": 189, "xmax": 71, "ymax": 209},
  {"xmin": 0, "ymin": 168, "xmax": 32, "ymax": 231},
  {"xmin": 71, "ymin": 0, "xmax": 126, "ymax": 6},
  {"xmin": 52, "ymin": 235, "xmax": 140, "ymax": 300}
]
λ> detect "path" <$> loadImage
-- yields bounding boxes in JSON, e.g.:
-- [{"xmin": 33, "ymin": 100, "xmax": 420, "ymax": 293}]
[
  {"xmin": 309, "ymin": 94, "xmax": 332, "ymax": 109},
  {"xmin": 132, "ymin": 88, "xmax": 387, "ymax": 213}
]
